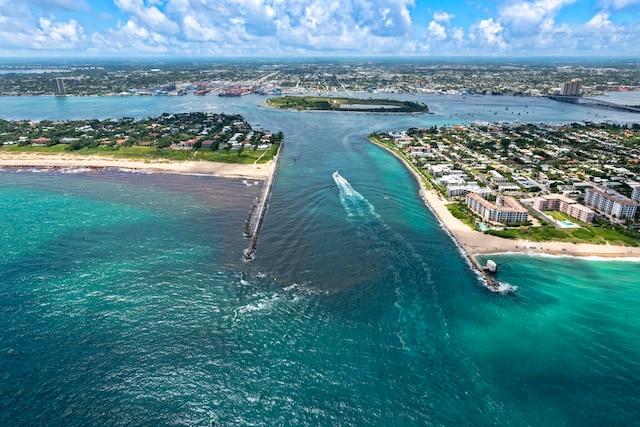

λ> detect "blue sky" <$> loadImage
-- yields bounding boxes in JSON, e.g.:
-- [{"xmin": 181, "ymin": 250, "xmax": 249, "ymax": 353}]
[{"xmin": 1, "ymin": 0, "xmax": 639, "ymax": 57}]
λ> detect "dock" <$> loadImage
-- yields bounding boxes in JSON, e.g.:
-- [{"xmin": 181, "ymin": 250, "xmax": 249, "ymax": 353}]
[
  {"xmin": 243, "ymin": 142, "xmax": 282, "ymax": 260},
  {"xmin": 464, "ymin": 252, "xmax": 502, "ymax": 291}
]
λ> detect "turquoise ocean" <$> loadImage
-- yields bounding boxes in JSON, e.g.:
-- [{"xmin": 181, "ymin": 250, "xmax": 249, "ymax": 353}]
[{"xmin": 1, "ymin": 93, "xmax": 640, "ymax": 426}]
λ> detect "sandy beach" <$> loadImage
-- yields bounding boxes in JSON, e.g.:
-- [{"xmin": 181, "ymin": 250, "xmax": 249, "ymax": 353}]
[
  {"xmin": 375, "ymin": 141, "xmax": 640, "ymax": 260},
  {"xmin": 0, "ymin": 153, "xmax": 274, "ymax": 179}
]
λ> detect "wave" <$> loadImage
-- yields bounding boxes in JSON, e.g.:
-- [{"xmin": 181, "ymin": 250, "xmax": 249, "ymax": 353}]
[{"xmin": 332, "ymin": 171, "xmax": 381, "ymax": 224}]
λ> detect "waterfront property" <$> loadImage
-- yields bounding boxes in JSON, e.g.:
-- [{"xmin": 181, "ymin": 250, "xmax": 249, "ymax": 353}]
[
  {"xmin": 585, "ymin": 185, "xmax": 638, "ymax": 219},
  {"xmin": 466, "ymin": 193, "xmax": 529, "ymax": 224},
  {"xmin": 533, "ymin": 194, "xmax": 595, "ymax": 223},
  {"xmin": 632, "ymin": 184, "xmax": 640, "ymax": 202}
]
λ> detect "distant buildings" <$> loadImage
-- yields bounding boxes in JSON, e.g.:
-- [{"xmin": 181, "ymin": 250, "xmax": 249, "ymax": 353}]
[
  {"xmin": 559, "ymin": 78, "xmax": 582, "ymax": 96},
  {"xmin": 584, "ymin": 185, "xmax": 637, "ymax": 219},
  {"xmin": 52, "ymin": 77, "xmax": 65, "ymax": 96},
  {"xmin": 533, "ymin": 194, "xmax": 595, "ymax": 223},
  {"xmin": 466, "ymin": 193, "xmax": 529, "ymax": 224}
]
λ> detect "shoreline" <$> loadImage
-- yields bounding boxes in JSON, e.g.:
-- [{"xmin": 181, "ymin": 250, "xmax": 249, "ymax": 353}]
[
  {"xmin": 0, "ymin": 153, "xmax": 274, "ymax": 180},
  {"xmin": 370, "ymin": 139, "xmax": 640, "ymax": 260}
]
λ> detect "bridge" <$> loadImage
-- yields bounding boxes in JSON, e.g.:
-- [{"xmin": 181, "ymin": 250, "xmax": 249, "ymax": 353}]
[{"xmin": 546, "ymin": 95, "xmax": 640, "ymax": 114}]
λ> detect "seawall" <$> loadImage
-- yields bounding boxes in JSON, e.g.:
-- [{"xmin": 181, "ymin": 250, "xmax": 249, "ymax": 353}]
[{"xmin": 244, "ymin": 143, "xmax": 282, "ymax": 260}]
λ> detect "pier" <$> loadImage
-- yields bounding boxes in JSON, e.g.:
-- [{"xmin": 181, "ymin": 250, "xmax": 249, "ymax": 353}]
[
  {"xmin": 244, "ymin": 143, "xmax": 282, "ymax": 260},
  {"xmin": 547, "ymin": 95, "xmax": 640, "ymax": 114}
]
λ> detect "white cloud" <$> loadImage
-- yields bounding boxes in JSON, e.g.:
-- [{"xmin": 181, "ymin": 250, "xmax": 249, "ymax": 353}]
[
  {"xmin": 433, "ymin": 11, "xmax": 455, "ymax": 23},
  {"xmin": 585, "ymin": 11, "xmax": 614, "ymax": 30},
  {"xmin": 114, "ymin": 0, "xmax": 179, "ymax": 34},
  {"xmin": 469, "ymin": 18, "xmax": 507, "ymax": 50},
  {"xmin": 32, "ymin": 0, "xmax": 90, "ymax": 11},
  {"xmin": 2, "ymin": 0, "xmax": 640, "ymax": 57},
  {"xmin": 428, "ymin": 20, "xmax": 447, "ymax": 40},
  {"xmin": 182, "ymin": 15, "xmax": 222, "ymax": 42},
  {"xmin": 500, "ymin": 0, "xmax": 575, "ymax": 35},
  {"xmin": 602, "ymin": 0, "xmax": 640, "ymax": 9}
]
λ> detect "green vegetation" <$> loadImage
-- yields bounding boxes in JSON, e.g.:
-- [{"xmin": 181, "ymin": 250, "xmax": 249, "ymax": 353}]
[
  {"xmin": 487, "ymin": 224, "xmax": 639, "ymax": 246},
  {"xmin": 266, "ymin": 96, "xmax": 429, "ymax": 113},
  {"xmin": 447, "ymin": 203, "xmax": 477, "ymax": 229},
  {"xmin": 546, "ymin": 210, "xmax": 588, "ymax": 226},
  {"xmin": 0, "ymin": 112, "xmax": 282, "ymax": 164}
]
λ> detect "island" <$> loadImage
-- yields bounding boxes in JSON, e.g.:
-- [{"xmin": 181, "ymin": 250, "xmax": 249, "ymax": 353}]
[{"xmin": 266, "ymin": 96, "xmax": 429, "ymax": 113}]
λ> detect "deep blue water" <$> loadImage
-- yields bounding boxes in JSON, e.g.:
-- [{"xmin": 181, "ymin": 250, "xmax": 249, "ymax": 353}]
[{"xmin": 1, "ymin": 94, "xmax": 640, "ymax": 426}]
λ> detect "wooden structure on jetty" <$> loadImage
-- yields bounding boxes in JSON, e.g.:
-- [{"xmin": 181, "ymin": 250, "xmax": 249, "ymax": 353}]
[{"xmin": 243, "ymin": 143, "xmax": 282, "ymax": 260}]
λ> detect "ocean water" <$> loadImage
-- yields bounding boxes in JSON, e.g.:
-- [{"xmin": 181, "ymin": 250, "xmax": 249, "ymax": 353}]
[{"xmin": 2, "ymin": 94, "xmax": 640, "ymax": 426}]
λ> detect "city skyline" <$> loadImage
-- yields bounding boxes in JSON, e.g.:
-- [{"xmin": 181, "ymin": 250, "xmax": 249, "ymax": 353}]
[{"xmin": 0, "ymin": 0, "xmax": 639, "ymax": 58}]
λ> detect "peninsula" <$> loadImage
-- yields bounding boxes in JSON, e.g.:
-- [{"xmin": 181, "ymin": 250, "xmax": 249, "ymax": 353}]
[
  {"xmin": 0, "ymin": 112, "xmax": 282, "ymax": 179},
  {"xmin": 266, "ymin": 96, "xmax": 429, "ymax": 113}
]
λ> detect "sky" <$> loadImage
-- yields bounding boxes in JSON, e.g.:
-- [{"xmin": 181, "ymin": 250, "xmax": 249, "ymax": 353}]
[{"xmin": 0, "ymin": 0, "xmax": 639, "ymax": 58}]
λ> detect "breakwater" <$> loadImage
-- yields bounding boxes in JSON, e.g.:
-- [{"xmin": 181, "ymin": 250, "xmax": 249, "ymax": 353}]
[{"xmin": 243, "ymin": 143, "xmax": 282, "ymax": 260}]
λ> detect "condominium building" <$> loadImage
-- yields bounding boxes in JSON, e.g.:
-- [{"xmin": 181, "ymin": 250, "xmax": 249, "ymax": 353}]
[
  {"xmin": 560, "ymin": 78, "xmax": 582, "ymax": 96},
  {"xmin": 533, "ymin": 194, "xmax": 595, "ymax": 223},
  {"xmin": 466, "ymin": 193, "xmax": 529, "ymax": 224},
  {"xmin": 446, "ymin": 185, "xmax": 492, "ymax": 198},
  {"xmin": 584, "ymin": 185, "xmax": 637, "ymax": 219},
  {"xmin": 632, "ymin": 185, "xmax": 640, "ymax": 203},
  {"xmin": 52, "ymin": 77, "xmax": 65, "ymax": 96}
]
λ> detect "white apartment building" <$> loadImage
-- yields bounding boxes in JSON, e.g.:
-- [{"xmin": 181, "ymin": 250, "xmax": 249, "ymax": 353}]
[
  {"xmin": 533, "ymin": 194, "xmax": 595, "ymax": 223},
  {"xmin": 466, "ymin": 194, "xmax": 529, "ymax": 224},
  {"xmin": 488, "ymin": 170, "xmax": 508, "ymax": 185},
  {"xmin": 584, "ymin": 185, "xmax": 637, "ymax": 219},
  {"xmin": 632, "ymin": 185, "xmax": 640, "ymax": 203}
]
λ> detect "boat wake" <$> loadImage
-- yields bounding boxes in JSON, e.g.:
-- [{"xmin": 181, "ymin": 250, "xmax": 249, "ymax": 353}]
[
  {"xmin": 332, "ymin": 171, "xmax": 380, "ymax": 224},
  {"xmin": 332, "ymin": 171, "xmax": 453, "ymax": 346}
]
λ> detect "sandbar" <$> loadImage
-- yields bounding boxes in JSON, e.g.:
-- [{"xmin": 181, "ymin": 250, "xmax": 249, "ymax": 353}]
[{"xmin": 0, "ymin": 153, "xmax": 273, "ymax": 180}]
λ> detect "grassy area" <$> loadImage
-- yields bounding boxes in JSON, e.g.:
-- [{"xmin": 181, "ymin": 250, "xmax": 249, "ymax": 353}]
[
  {"xmin": 266, "ymin": 96, "xmax": 429, "ymax": 113},
  {"xmin": 545, "ymin": 210, "xmax": 588, "ymax": 226},
  {"xmin": 446, "ymin": 203, "xmax": 477, "ymax": 229},
  {"xmin": 0, "ymin": 143, "xmax": 279, "ymax": 165},
  {"xmin": 487, "ymin": 224, "xmax": 639, "ymax": 246},
  {"xmin": 1, "ymin": 144, "xmax": 69, "ymax": 154}
]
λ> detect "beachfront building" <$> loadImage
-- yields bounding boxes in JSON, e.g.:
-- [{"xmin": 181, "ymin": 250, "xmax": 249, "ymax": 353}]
[
  {"xmin": 584, "ymin": 185, "xmax": 637, "ymax": 219},
  {"xmin": 466, "ymin": 193, "xmax": 529, "ymax": 224},
  {"xmin": 447, "ymin": 184, "xmax": 492, "ymax": 198},
  {"xmin": 632, "ymin": 185, "xmax": 640, "ymax": 203},
  {"xmin": 533, "ymin": 194, "xmax": 595, "ymax": 223}
]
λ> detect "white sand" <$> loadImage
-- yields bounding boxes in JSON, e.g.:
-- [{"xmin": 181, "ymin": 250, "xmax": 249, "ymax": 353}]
[{"xmin": 0, "ymin": 153, "xmax": 274, "ymax": 179}]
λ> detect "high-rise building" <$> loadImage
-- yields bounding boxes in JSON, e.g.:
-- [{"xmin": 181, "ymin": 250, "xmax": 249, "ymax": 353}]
[
  {"xmin": 52, "ymin": 77, "xmax": 65, "ymax": 96},
  {"xmin": 465, "ymin": 193, "xmax": 529, "ymax": 224},
  {"xmin": 560, "ymin": 78, "xmax": 582, "ymax": 96},
  {"xmin": 584, "ymin": 185, "xmax": 637, "ymax": 219}
]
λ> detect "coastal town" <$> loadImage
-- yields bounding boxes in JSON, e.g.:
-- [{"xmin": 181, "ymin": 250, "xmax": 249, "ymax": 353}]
[
  {"xmin": 370, "ymin": 121, "xmax": 640, "ymax": 248},
  {"xmin": 0, "ymin": 112, "xmax": 282, "ymax": 165},
  {"xmin": 1, "ymin": 60, "xmax": 639, "ymax": 98}
]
